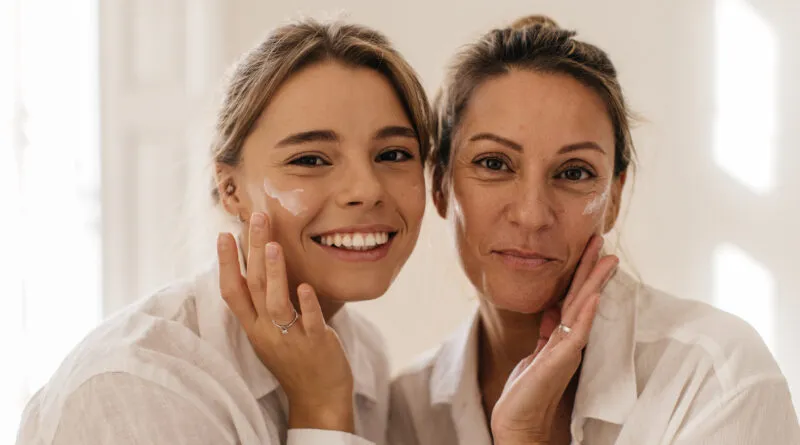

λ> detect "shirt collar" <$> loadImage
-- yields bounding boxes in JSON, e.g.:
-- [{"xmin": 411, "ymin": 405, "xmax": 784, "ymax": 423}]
[
  {"xmin": 428, "ymin": 270, "xmax": 640, "ymax": 427},
  {"xmin": 192, "ymin": 236, "xmax": 378, "ymax": 403},
  {"xmin": 572, "ymin": 270, "xmax": 639, "ymax": 425},
  {"xmin": 429, "ymin": 311, "xmax": 482, "ymax": 406}
]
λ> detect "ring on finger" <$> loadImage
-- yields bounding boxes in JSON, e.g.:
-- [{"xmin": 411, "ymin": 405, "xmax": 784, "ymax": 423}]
[
  {"xmin": 557, "ymin": 323, "xmax": 573, "ymax": 335},
  {"xmin": 272, "ymin": 308, "xmax": 299, "ymax": 335}
]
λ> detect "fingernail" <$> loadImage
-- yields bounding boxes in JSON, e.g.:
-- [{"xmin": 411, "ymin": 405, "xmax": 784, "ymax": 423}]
[
  {"xmin": 266, "ymin": 242, "xmax": 279, "ymax": 260},
  {"xmin": 251, "ymin": 212, "xmax": 265, "ymax": 227},
  {"xmin": 217, "ymin": 233, "xmax": 228, "ymax": 250}
]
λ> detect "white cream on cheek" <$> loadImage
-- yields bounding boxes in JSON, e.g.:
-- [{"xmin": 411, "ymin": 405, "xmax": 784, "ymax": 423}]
[
  {"xmin": 582, "ymin": 188, "xmax": 609, "ymax": 216},
  {"xmin": 261, "ymin": 177, "xmax": 308, "ymax": 217}
]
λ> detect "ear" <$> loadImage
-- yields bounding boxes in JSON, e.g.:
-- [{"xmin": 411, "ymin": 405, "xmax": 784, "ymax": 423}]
[
  {"xmin": 603, "ymin": 171, "xmax": 627, "ymax": 233},
  {"xmin": 431, "ymin": 167, "xmax": 449, "ymax": 218},
  {"xmin": 215, "ymin": 163, "xmax": 247, "ymax": 221}
]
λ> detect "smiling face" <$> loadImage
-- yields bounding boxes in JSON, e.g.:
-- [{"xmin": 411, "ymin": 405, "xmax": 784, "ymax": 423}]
[
  {"xmin": 439, "ymin": 70, "xmax": 624, "ymax": 313},
  {"xmin": 221, "ymin": 61, "xmax": 426, "ymax": 303}
]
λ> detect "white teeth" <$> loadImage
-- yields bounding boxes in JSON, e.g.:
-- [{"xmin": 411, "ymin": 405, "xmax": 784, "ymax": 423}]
[{"xmin": 316, "ymin": 231, "xmax": 393, "ymax": 251}]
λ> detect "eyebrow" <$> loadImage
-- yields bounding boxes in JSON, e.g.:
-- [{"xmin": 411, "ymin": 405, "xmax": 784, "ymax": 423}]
[
  {"xmin": 468, "ymin": 133, "xmax": 522, "ymax": 151},
  {"xmin": 275, "ymin": 130, "xmax": 338, "ymax": 148},
  {"xmin": 374, "ymin": 125, "xmax": 417, "ymax": 140},
  {"xmin": 274, "ymin": 126, "xmax": 417, "ymax": 148},
  {"xmin": 558, "ymin": 141, "xmax": 606, "ymax": 155},
  {"xmin": 469, "ymin": 132, "xmax": 606, "ymax": 155}
]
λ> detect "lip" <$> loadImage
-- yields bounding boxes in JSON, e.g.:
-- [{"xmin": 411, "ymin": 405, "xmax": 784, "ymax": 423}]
[
  {"xmin": 491, "ymin": 249, "xmax": 557, "ymax": 270},
  {"xmin": 313, "ymin": 235, "xmax": 395, "ymax": 262},
  {"xmin": 311, "ymin": 224, "xmax": 398, "ymax": 237}
]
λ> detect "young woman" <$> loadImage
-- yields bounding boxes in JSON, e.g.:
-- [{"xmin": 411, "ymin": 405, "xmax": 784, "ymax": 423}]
[{"xmin": 17, "ymin": 19, "xmax": 431, "ymax": 445}]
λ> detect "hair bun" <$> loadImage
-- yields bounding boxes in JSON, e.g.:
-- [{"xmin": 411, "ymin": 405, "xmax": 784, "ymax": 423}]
[{"xmin": 509, "ymin": 14, "xmax": 561, "ymax": 31}]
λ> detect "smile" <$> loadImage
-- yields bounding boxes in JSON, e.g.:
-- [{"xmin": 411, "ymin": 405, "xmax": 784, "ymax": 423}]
[{"xmin": 311, "ymin": 231, "xmax": 397, "ymax": 251}]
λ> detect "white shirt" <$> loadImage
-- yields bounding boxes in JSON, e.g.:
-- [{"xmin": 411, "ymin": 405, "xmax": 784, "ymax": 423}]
[
  {"xmin": 16, "ymin": 261, "xmax": 390, "ymax": 445},
  {"xmin": 388, "ymin": 271, "xmax": 800, "ymax": 445}
]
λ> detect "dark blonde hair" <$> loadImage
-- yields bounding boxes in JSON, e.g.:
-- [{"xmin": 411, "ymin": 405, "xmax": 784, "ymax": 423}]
[
  {"xmin": 211, "ymin": 19, "xmax": 432, "ymax": 203},
  {"xmin": 431, "ymin": 15, "xmax": 635, "ymax": 196}
]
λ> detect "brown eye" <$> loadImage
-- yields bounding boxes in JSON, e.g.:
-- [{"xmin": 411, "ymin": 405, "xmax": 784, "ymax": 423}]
[
  {"xmin": 558, "ymin": 167, "xmax": 592, "ymax": 181},
  {"xmin": 376, "ymin": 149, "xmax": 413, "ymax": 162},
  {"xmin": 477, "ymin": 157, "xmax": 510, "ymax": 171},
  {"xmin": 289, "ymin": 155, "xmax": 330, "ymax": 167}
]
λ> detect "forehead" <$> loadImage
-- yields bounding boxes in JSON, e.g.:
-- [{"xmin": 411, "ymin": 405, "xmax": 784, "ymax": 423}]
[
  {"xmin": 255, "ymin": 60, "xmax": 411, "ymax": 138},
  {"xmin": 458, "ymin": 70, "xmax": 614, "ymax": 153}
]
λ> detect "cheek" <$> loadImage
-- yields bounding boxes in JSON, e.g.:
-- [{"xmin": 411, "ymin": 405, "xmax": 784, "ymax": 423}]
[
  {"xmin": 558, "ymin": 191, "xmax": 608, "ymax": 257},
  {"xmin": 387, "ymin": 170, "xmax": 426, "ymax": 229},
  {"xmin": 246, "ymin": 179, "xmax": 326, "ymax": 236},
  {"xmin": 450, "ymin": 178, "xmax": 503, "ymax": 249}
]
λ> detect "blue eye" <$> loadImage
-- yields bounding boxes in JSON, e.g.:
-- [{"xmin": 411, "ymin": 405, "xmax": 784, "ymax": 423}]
[
  {"xmin": 289, "ymin": 155, "xmax": 330, "ymax": 167},
  {"xmin": 558, "ymin": 167, "xmax": 593, "ymax": 181},
  {"xmin": 477, "ymin": 157, "xmax": 510, "ymax": 171},
  {"xmin": 377, "ymin": 149, "xmax": 413, "ymax": 162}
]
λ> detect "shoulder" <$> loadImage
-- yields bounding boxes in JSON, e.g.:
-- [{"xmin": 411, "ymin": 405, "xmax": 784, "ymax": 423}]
[
  {"xmin": 20, "ymin": 373, "xmax": 233, "ymax": 445},
  {"xmin": 634, "ymin": 281, "xmax": 783, "ymax": 391},
  {"xmin": 19, "ymin": 273, "xmax": 250, "ymax": 443}
]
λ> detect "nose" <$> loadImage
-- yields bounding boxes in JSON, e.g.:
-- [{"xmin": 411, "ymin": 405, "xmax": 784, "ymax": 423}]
[
  {"xmin": 335, "ymin": 159, "xmax": 385, "ymax": 209},
  {"xmin": 505, "ymin": 177, "xmax": 557, "ymax": 231}
]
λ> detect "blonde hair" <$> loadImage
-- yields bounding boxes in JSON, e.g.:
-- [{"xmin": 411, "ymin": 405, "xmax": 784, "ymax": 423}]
[
  {"xmin": 431, "ymin": 14, "xmax": 636, "ymax": 197},
  {"xmin": 210, "ymin": 19, "xmax": 432, "ymax": 203}
]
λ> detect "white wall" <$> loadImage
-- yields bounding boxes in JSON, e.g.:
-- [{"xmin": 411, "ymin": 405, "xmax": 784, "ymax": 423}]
[{"xmin": 102, "ymin": 0, "xmax": 800, "ymax": 405}]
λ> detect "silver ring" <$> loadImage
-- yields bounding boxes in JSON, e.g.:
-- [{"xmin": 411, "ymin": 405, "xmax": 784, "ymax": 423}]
[
  {"xmin": 272, "ymin": 308, "xmax": 299, "ymax": 335},
  {"xmin": 558, "ymin": 323, "xmax": 573, "ymax": 334}
]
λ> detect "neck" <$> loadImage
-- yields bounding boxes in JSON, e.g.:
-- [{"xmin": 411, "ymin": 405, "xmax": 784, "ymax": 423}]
[
  {"xmin": 477, "ymin": 300, "xmax": 543, "ymax": 417},
  {"xmin": 239, "ymin": 230, "xmax": 344, "ymax": 322}
]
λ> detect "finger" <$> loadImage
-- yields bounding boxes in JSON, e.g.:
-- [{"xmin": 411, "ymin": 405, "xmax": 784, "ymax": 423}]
[
  {"xmin": 539, "ymin": 306, "xmax": 561, "ymax": 341},
  {"xmin": 297, "ymin": 283, "xmax": 324, "ymax": 336},
  {"xmin": 551, "ymin": 293, "xmax": 601, "ymax": 355},
  {"xmin": 247, "ymin": 212, "xmax": 269, "ymax": 317},
  {"xmin": 571, "ymin": 293, "xmax": 602, "ymax": 345},
  {"xmin": 561, "ymin": 255, "xmax": 618, "ymax": 327},
  {"xmin": 217, "ymin": 233, "xmax": 256, "ymax": 326},
  {"xmin": 563, "ymin": 235, "xmax": 603, "ymax": 314},
  {"xmin": 265, "ymin": 242, "xmax": 295, "ymax": 325}
]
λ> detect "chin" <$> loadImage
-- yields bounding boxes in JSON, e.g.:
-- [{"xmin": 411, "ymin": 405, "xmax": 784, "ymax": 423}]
[
  {"xmin": 312, "ymin": 274, "xmax": 393, "ymax": 303},
  {"xmin": 482, "ymin": 276, "xmax": 563, "ymax": 314}
]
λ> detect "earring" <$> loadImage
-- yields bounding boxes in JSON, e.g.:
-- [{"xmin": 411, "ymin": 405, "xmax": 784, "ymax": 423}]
[{"xmin": 225, "ymin": 183, "xmax": 236, "ymax": 196}]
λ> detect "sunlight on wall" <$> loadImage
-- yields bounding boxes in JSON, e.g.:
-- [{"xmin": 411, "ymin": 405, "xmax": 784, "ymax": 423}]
[
  {"xmin": 713, "ymin": 243, "xmax": 775, "ymax": 351},
  {"xmin": 713, "ymin": 0, "xmax": 778, "ymax": 194}
]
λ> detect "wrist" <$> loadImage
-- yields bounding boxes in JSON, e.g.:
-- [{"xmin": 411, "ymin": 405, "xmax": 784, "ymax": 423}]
[
  {"xmin": 491, "ymin": 427, "xmax": 550, "ymax": 445},
  {"xmin": 288, "ymin": 398, "xmax": 355, "ymax": 433}
]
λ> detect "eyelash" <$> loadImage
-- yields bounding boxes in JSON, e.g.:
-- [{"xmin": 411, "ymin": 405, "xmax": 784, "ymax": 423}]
[
  {"xmin": 376, "ymin": 148, "xmax": 414, "ymax": 163},
  {"xmin": 474, "ymin": 155, "xmax": 512, "ymax": 172},
  {"xmin": 287, "ymin": 148, "xmax": 414, "ymax": 167},
  {"xmin": 556, "ymin": 165, "xmax": 596, "ymax": 181},
  {"xmin": 288, "ymin": 155, "xmax": 331, "ymax": 167}
]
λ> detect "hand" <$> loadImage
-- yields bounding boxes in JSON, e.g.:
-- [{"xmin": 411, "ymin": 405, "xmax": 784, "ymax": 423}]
[
  {"xmin": 490, "ymin": 235, "xmax": 619, "ymax": 445},
  {"xmin": 216, "ymin": 212, "xmax": 355, "ymax": 432}
]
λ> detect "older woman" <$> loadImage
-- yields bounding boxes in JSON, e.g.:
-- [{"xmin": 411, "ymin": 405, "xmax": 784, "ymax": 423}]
[{"xmin": 388, "ymin": 15, "xmax": 800, "ymax": 445}]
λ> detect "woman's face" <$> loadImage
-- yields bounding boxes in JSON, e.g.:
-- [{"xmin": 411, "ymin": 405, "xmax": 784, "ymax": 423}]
[
  {"xmin": 222, "ymin": 61, "xmax": 426, "ymax": 303},
  {"xmin": 440, "ymin": 70, "xmax": 624, "ymax": 313}
]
